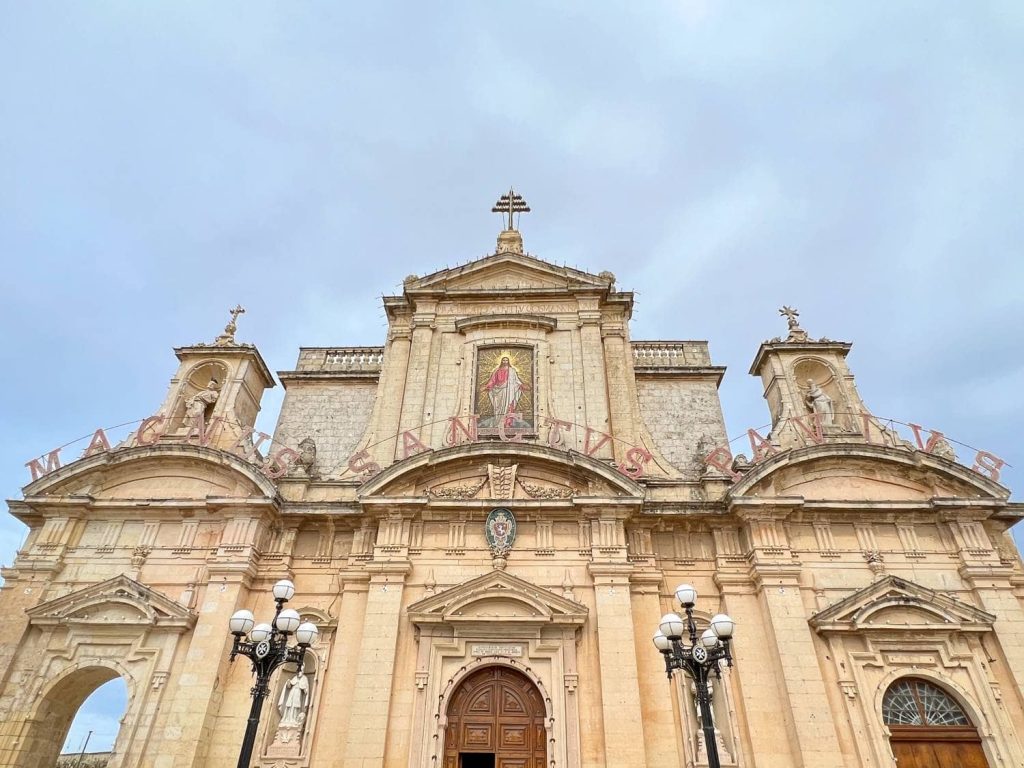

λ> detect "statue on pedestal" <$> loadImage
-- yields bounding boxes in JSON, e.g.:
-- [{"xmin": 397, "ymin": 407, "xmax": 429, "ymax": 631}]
[
  {"xmin": 805, "ymin": 379, "xmax": 835, "ymax": 426},
  {"xmin": 273, "ymin": 671, "xmax": 310, "ymax": 745},
  {"xmin": 184, "ymin": 380, "xmax": 220, "ymax": 421}
]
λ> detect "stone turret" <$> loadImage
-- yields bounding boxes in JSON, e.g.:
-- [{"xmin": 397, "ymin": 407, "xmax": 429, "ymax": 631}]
[{"xmin": 749, "ymin": 307, "xmax": 892, "ymax": 450}]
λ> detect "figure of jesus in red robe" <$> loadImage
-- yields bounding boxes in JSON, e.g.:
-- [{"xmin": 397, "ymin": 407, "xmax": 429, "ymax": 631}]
[{"xmin": 485, "ymin": 357, "xmax": 529, "ymax": 427}]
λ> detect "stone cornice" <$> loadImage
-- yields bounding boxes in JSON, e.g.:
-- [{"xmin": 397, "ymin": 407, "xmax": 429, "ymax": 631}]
[
  {"xmin": 748, "ymin": 340, "xmax": 852, "ymax": 375},
  {"xmin": 454, "ymin": 313, "xmax": 558, "ymax": 334},
  {"xmin": 174, "ymin": 344, "xmax": 275, "ymax": 389}
]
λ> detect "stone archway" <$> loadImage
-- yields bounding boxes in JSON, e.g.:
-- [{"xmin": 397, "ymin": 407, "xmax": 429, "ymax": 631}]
[
  {"xmin": 17, "ymin": 665, "xmax": 123, "ymax": 768},
  {"xmin": 883, "ymin": 677, "xmax": 989, "ymax": 767},
  {"xmin": 443, "ymin": 666, "xmax": 548, "ymax": 768}
]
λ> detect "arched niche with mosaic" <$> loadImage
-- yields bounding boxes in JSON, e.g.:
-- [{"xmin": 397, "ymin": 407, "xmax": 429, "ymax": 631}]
[{"xmin": 473, "ymin": 344, "xmax": 536, "ymax": 435}]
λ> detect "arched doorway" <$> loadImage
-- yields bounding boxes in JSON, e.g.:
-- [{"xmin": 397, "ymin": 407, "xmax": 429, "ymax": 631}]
[
  {"xmin": 444, "ymin": 666, "xmax": 547, "ymax": 768},
  {"xmin": 882, "ymin": 677, "xmax": 988, "ymax": 767},
  {"xmin": 24, "ymin": 666, "xmax": 126, "ymax": 768}
]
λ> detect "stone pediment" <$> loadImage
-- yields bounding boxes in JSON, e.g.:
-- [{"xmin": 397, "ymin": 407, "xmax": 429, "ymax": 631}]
[
  {"xmin": 404, "ymin": 253, "xmax": 613, "ymax": 294},
  {"xmin": 732, "ymin": 444, "xmax": 1007, "ymax": 502},
  {"xmin": 358, "ymin": 442, "xmax": 643, "ymax": 502},
  {"xmin": 22, "ymin": 444, "xmax": 279, "ymax": 502},
  {"xmin": 408, "ymin": 570, "xmax": 587, "ymax": 628},
  {"xmin": 810, "ymin": 575, "xmax": 994, "ymax": 634},
  {"xmin": 26, "ymin": 574, "xmax": 196, "ymax": 631}
]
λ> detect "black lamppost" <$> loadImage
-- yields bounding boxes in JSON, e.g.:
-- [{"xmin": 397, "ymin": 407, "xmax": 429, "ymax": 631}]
[
  {"xmin": 227, "ymin": 579, "xmax": 319, "ymax": 768},
  {"xmin": 652, "ymin": 584, "xmax": 736, "ymax": 768}
]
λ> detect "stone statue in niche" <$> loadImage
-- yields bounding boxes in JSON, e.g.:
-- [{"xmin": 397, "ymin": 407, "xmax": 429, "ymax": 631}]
[
  {"xmin": 184, "ymin": 379, "xmax": 220, "ymax": 421},
  {"xmin": 274, "ymin": 671, "xmax": 310, "ymax": 744},
  {"xmin": 692, "ymin": 678, "xmax": 734, "ymax": 763},
  {"xmin": 804, "ymin": 379, "xmax": 835, "ymax": 426}
]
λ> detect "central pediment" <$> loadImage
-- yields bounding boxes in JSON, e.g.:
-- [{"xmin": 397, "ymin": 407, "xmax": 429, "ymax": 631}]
[
  {"xmin": 357, "ymin": 441, "xmax": 645, "ymax": 502},
  {"xmin": 402, "ymin": 252, "xmax": 614, "ymax": 294},
  {"xmin": 408, "ymin": 570, "xmax": 588, "ymax": 628}
]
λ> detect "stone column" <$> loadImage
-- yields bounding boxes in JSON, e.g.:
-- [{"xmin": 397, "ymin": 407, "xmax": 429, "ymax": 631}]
[
  {"xmin": 166, "ymin": 565, "xmax": 255, "ymax": 768},
  {"xmin": 310, "ymin": 572, "xmax": 369, "ymax": 765},
  {"xmin": 601, "ymin": 325, "xmax": 638, "ymax": 464},
  {"xmin": 578, "ymin": 303, "xmax": 612, "ymax": 459},
  {"xmin": 751, "ymin": 564, "xmax": 844, "ymax": 768},
  {"xmin": 630, "ymin": 570, "xmax": 685, "ymax": 767},
  {"xmin": 589, "ymin": 562, "xmax": 647, "ymax": 768},
  {"xmin": 376, "ymin": 328, "xmax": 412, "ymax": 463},
  {"xmin": 395, "ymin": 306, "xmax": 436, "ymax": 459},
  {"xmin": 343, "ymin": 562, "xmax": 411, "ymax": 768}
]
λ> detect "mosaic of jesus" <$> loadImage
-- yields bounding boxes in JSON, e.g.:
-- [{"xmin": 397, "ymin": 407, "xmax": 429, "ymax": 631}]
[{"xmin": 475, "ymin": 346, "xmax": 535, "ymax": 432}]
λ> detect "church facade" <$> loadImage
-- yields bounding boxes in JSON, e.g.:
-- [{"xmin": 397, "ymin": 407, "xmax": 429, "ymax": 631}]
[{"xmin": 1, "ymin": 208, "xmax": 1023, "ymax": 768}]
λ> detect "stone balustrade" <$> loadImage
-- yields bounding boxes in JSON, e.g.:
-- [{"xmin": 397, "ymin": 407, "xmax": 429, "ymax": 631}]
[
  {"xmin": 631, "ymin": 341, "xmax": 711, "ymax": 368},
  {"xmin": 296, "ymin": 347, "xmax": 385, "ymax": 373}
]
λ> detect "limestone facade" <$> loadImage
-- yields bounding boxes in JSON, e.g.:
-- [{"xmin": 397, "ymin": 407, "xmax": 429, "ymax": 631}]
[{"xmin": 1, "ymin": 226, "xmax": 1023, "ymax": 768}]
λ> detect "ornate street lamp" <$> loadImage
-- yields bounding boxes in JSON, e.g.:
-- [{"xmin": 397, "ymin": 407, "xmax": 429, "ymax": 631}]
[
  {"xmin": 652, "ymin": 583, "xmax": 736, "ymax": 768},
  {"xmin": 228, "ymin": 579, "xmax": 319, "ymax": 768}
]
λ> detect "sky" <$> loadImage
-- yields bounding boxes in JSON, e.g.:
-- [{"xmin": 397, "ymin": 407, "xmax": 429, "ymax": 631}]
[{"xmin": 2, "ymin": 0, "xmax": 1022, "ymax": 754}]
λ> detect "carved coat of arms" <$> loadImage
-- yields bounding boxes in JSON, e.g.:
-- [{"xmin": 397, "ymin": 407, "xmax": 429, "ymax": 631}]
[{"xmin": 484, "ymin": 507, "xmax": 517, "ymax": 556}]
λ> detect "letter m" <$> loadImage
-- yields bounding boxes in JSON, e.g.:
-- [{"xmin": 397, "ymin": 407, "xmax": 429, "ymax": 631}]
[{"xmin": 26, "ymin": 448, "xmax": 62, "ymax": 481}]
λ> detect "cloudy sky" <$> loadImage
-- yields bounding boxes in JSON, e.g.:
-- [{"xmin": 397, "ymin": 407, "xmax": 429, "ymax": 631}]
[{"xmin": 2, "ymin": 1, "xmax": 1022, "ymax": 752}]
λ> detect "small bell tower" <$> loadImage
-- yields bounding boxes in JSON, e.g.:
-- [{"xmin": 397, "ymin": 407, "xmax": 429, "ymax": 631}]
[
  {"xmin": 148, "ymin": 305, "xmax": 275, "ymax": 451},
  {"xmin": 749, "ymin": 307, "xmax": 890, "ymax": 449}
]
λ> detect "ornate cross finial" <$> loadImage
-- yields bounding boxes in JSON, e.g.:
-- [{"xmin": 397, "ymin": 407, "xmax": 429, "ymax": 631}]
[
  {"xmin": 491, "ymin": 187, "xmax": 530, "ymax": 231},
  {"xmin": 778, "ymin": 305, "xmax": 809, "ymax": 343},
  {"xmin": 215, "ymin": 304, "xmax": 246, "ymax": 346}
]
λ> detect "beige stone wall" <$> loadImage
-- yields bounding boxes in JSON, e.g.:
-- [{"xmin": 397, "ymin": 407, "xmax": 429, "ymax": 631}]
[{"xmin": 3, "ymin": 249, "xmax": 1024, "ymax": 768}]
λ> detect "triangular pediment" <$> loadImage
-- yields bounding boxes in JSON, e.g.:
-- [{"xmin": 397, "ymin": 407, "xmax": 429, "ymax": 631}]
[
  {"xmin": 810, "ymin": 576, "xmax": 994, "ymax": 634},
  {"xmin": 405, "ymin": 252, "xmax": 613, "ymax": 294},
  {"xmin": 408, "ymin": 570, "xmax": 587, "ymax": 627},
  {"xmin": 26, "ymin": 574, "xmax": 196, "ymax": 630}
]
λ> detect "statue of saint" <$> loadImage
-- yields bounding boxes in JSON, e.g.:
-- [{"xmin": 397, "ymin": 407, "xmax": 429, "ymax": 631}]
[
  {"xmin": 184, "ymin": 379, "xmax": 220, "ymax": 421},
  {"xmin": 805, "ymin": 379, "xmax": 834, "ymax": 426},
  {"xmin": 278, "ymin": 671, "xmax": 310, "ymax": 728},
  {"xmin": 484, "ymin": 357, "xmax": 530, "ymax": 428}
]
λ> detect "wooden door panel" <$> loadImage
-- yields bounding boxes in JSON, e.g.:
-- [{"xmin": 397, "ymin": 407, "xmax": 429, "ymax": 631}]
[
  {"xmin": 462, "ymin": 723, "xmax": 494, "ymax": 750},
  {"xmin": 892, "ymin": 739, "xmax": 988, "ymax": 768},
  {"xmin": 445, "ymin": 667, "xmax": 546, "ymax": 767}
]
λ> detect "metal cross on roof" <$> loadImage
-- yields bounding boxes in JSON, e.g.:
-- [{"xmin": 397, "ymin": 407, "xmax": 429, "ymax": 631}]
[{"xmin": 491, "ymin": 188, "xmax": 531, "ymax": 231}]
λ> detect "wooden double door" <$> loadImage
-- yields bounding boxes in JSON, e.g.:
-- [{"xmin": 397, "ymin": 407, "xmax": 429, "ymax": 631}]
[
  {"xmin": 890, "ymin": 730, "xmax": 988, "ymax": 768},
  {"xmin": 443, "ymin": 666, "xmax": 547, "ymax": 768}
]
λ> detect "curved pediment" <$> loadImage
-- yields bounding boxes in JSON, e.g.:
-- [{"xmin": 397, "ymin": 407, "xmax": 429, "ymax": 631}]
[
  {"xmin": 358, "ymin": 441, "xmax": 644, "ymax": 503},
  {"xmin": 22, "ymin": 444, "xmax": 278, "ymax": 501},
  {"xmin": 408, "ymin": 570, "xmax": 587, "ymax": 627},
  {"xmin": 730, "ymin": 444, "xmax": 1007, "ymax": 503}
]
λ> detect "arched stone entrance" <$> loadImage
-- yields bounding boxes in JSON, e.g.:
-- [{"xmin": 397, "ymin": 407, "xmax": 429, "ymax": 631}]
[
  {"xmin": 883, "ymin": 677, "xmax": 989, "ymax": 767},
  {"xmin": 444, "ymin": 666, "xmax": 548, "ymax": 768},
  {"xmin": 17, "ymin": 665, "xmax": 123, "ymax": 768}
]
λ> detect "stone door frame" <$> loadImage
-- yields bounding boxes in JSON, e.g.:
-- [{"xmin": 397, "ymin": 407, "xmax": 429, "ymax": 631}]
[{"xmin": 406, "ymin": 570, "xmax": 587, "ymax": 768}]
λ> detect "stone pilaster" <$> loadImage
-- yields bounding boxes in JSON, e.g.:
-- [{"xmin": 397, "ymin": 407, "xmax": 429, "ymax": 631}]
[
  {"xmin": 751, "ymin": 564, "xmax": 844, "ymax": 768},
  {"xmin": 630, "ymin": 570, "xmax": 684, "ymax": 767},
  {"xmin": 343, "ymin": 562, "xmax": 411, "ymax": 768},
  {"xmin": 167, "ymin": 564, "xmax": 255, "ymax": 768},
  {"xmin": 589, "ymin": 562, "xmax": 647, "ymax": 768}
]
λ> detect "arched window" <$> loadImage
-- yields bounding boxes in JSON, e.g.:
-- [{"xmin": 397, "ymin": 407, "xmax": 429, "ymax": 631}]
[
  {"xmin": 882, "ymin": 678, "xmax": 988, "ymax": 768},
  {"xmin": 882, "ymin": 678, "xmax": 971, "ymax": 727}
]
